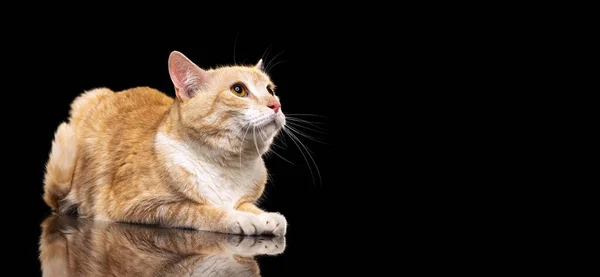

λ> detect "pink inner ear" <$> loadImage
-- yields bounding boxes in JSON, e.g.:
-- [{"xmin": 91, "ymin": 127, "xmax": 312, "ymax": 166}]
[{"xmin": 168, "ymin": 51, "xmax": 208, "ymax": 100}]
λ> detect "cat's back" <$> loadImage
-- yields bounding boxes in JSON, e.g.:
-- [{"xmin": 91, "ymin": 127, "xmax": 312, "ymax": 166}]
[{"xmin": 70, "ymin": 86, "xmax": 174, "ymax": 134}]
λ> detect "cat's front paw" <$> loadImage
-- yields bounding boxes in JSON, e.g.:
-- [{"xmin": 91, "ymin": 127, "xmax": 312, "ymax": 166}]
[
  {"xmin": 226, "ymin": 235, "xmax": 286, "ymax": 256},
  {"xmin": 226, "ymin": 211, "xmax": 268, "ymax": 235},
  {"xmin": 257, "ymin": 212, "xmax": 287, "ymax": 236}
]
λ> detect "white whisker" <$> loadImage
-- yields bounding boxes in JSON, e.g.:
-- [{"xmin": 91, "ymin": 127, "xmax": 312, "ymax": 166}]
[
  {"xmin": 256, "ymin": 126, "xmax": 269, "ymax": 142},
  {"xmin": 285, "ymin": 120, "xmax": 328, "ymax": 135},
  {"xmin": 239, "ymin": 125, "xmax": 251, "ymax": 170},
  {"xmin": 276, "ymin": 130, "xmax": 288, "ymax": 147},
  {"xmin": 283, "ymin": 128, "xmax": 322, "ymax": 186},
  {"xmin": 267, "ymin": 149, "xmax": 295, "ymax": 165},
  {"xmin": 267, "ymin": 60, "xmax": 287, "ymax": 73},
  {"xmin": 286, "ymin": 117, "xmax": 328, "ymax": 128},
  {"xmin": 285, "ymin": 125, "xmax": 328, "ymax": 145},
  {"xmin": 266, "ymin": 50, "xmax": 285, "ymax": 73},
  {"xmin": 284, "ymin": 114, "xmax": 327, "ymax": 118},
  {"xmin": 233, "ymin": 32, "xmax": 239, "ymax": 65},
  {"xmin": 230, "ymin": 123, "xmax": 247, "ymax": 148},
  {"xmin": 252, "ymin": 126, "xmax": 261, "ymax": 157},
  {"xmin": 262, "ymin": 44, "xmax": 274, "ymax": 66},
  {"xmin": 258, "ymin": 126, "xmax": 295, "ymax": 165}
]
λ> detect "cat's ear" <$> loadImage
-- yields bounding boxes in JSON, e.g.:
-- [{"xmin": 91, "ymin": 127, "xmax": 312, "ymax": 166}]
[
  {"xmin": 255, "ymin": 59, "xmax": 263, "ymax": 71},
  {"xmin": 168, "ymin": 51, "xmax": 209, "ymax": 101}
]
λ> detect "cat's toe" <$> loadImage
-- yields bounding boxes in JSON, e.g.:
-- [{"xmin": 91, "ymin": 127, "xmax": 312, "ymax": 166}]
[
  {"xmin": 224, "ymin": 236, "xmax": 286, "ymax": 256},
  {"xmin": 258, "ymin": 213, "xmax": 287, "ymax": 236},
  {"xmin": 227, "ymin": 212, "xmax": 263, "ymax": 235},
  {"xmin": 257, "ymin": 236, "xmax": 286, "ymax": 255}
]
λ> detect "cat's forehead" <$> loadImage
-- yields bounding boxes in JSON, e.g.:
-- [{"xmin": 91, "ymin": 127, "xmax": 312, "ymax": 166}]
[{"xmin": 210, "ymin": 66, "xmax": 272, "ymax": 86}]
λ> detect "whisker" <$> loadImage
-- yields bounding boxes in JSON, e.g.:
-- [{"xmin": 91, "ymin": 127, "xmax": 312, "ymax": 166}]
[
  {"xmin": 283, "ymin": 128, "xmax": 315, "ymax": 185},
  {"xmin": 284, "ymin": 114, "xmax": 327, "ymax": 118},
  {"xmin": 255, "ymin": 126, "xmax": 286, "ymax": 150},
  {"xmin": 266, "ymin": 172, "xmax": 274, "ymax": 187},
  {"xmin": 286, "ymin": 116, "xmax": 328, "ymax": 127},
  {"xmin": 268, "ymin": 134, "xmax": 290, "ymax": 150},
  {"xmin": 283, "ymin": 128, "xmax": 322, "ymax": 186},
  {"xmin": 230, "ymin": 122, "xmax": 249, "ymax": 146},
  {"xmin": 259, "ymin": 126, "xmax": 295, "ymax": 165},
  {"xmin": 239, "ymin": 125, "xmax": 251, "ymax": 170},
  {"xmin": 276, "ymin": 130, "xmax": 288, "ymax": 147},
  {"xmin": 252, "ymin": 126, "xmax": 261, "ymax": 157},
  {"xmin": 270, "ymin": 141, "xmax": 286, "ymax": 150},
  {"xmin": 285, "ymin": 121, "xmax": 328, "ymax": 135},
  {"xmin": 262, "ymin": 44, "xmax": 274, "ymax": 66},
  {"xmin": 267, "ymin": 60, "xmax": 287, "ymax": 73},
  {"xmin": 267, "ymin": 149, "xmax": 295, "ymax": 165},
  {"xmin": 233, "ymin": 32, "xmax": 239, "ymax": 65},
  {"xmin": 256, "ymin": 126, "xmax": 269, "ymax": 142},
  {"xmin": 263, "ymin": 145, "xmax": 295, "ymax": 165},
  {"xmin": 285, "ymin": 125, "xmax": 328, "ymax": 145},
  {"xmin": 266, "ymin": 50, "xmax": 285, "ymax": 73}
]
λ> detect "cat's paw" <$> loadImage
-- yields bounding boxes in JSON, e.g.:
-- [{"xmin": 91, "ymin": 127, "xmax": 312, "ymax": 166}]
[
  {"xmin": 226, "ymin": 235, "xmax": 286, "ymax": 256},
  {"xmin": 257, "ymin": 212, "xmax": 287, "ymax": 236},
  {"xmin": 226, "ymin": 211, "xmax": 268, "ymax": 235}
]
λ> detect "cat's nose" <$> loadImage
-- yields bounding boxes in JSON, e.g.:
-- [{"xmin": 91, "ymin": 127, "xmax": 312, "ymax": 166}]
[{"xmin": 267, "ymin": 100, "xmax": 281, "ymax": 113}]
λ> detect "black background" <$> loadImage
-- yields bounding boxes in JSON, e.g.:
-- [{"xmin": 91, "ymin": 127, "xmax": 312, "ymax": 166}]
[
  {"xmin": 4, "ymin": 8, "xmax": 457, "ymax": 273},
  {"xmin": 2, "ymin": 8, "xmax": 541, "ymax": 275},
  {"xmin": 2, "ymin": 11, "xmax": 492, "ymax": 275},
  {"xmin": 9, "ymin": 27, "xmax": 361, "ymax": 276}
]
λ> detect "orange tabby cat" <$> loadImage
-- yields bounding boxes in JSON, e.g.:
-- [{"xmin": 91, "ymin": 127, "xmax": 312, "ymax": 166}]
[
  {"xmin": 43, "ymin": 51, "xmax": 287, "ymax": 235},
  {"xmin": 39, "ymin": 215, "xmax": 284, "ymax": 276}
]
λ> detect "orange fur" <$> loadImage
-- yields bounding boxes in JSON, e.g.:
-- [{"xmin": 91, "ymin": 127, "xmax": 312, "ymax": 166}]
[{"xmin": 43, "ymin": 51, "xmax": 287, "ymax": 235}]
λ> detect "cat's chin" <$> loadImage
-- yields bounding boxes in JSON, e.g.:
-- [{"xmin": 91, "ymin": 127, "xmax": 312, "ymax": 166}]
[
  {"xmin": 264, "ymin": 120, "xmax": 283, "ymax": 135},
  {"xmin": 274, "ymin": 114, "xmax": 286, "ymax": 129}
]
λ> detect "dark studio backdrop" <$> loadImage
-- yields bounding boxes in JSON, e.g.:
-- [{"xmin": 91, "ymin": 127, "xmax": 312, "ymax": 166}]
[
  {"xmin": 6, "ymin": 27, "xmax": 368, "ymax": 276},
  {"xmin": 5, "ymin": 12, "xmax": 457, "ymax": 273},
  {"xmin": 2, "ymin": 13, "xmax": 505, "ymax": 274},
  {"xmin": 8, "ymin": 10, "xmax": 553, "ymax": 274}
]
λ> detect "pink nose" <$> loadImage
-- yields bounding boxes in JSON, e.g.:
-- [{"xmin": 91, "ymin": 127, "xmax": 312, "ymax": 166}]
[{"xmin": 267, "ymin": 101, "xmax": 281, "ymax": 113}]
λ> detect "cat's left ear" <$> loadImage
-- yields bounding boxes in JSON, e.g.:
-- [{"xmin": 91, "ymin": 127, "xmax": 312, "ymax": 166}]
[
  {"xmin": 168, "ymin": 51, "xmax": 210, "ymax": 101},
  {"xmin": 255, "ymin": 59, "xmax": 263, "ymax": 71}
]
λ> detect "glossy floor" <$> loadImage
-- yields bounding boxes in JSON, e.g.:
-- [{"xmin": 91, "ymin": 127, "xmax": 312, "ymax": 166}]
[{"xmin": 39, "ymin": 215, "xmax": 294, "ymax": 276}]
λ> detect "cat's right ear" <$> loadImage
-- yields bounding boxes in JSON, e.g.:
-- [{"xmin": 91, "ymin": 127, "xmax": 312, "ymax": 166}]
[{"xmin": 168, "ymin": 51, "xmax": 209, "ymax": 101}]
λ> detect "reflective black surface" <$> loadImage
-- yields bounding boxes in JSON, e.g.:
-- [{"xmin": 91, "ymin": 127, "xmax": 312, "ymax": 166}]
[{"xmin": 40, "ymin": 215, "xmax": 286, "ymax": 276}]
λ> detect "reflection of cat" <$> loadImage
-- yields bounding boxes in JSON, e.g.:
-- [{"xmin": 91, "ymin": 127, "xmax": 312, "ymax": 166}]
[
  {"xmin": 43, "ymin": 51, "xmax": 287, "ymax": 235},
  {"xmin": 39, "ymin": 215, "xmax": 285, "ymax": 277}
]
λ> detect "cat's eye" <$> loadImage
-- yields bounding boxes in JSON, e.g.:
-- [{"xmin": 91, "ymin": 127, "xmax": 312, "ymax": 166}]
[
  {"xmin": 230, "ymin": 84, "xmax": 247, "ymax": 97},
  {"xmin": 267, "ymin": 86, "xmax": 274, "ymax": 95}
]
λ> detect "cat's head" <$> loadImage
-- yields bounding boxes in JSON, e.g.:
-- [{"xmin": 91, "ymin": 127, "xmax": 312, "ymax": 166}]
[{"xmin": 168, "ymin": 51, "xmax": 285, "ymax": 155}]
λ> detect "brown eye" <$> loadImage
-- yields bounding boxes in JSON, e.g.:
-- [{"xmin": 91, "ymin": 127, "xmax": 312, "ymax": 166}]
[
  {"xmin": 267, "ymin": 86, "xmax": 274, "ymax": 95},
  {"xmin": 230, "ymin": 84, "xmax": 247, "ymax": 97}
]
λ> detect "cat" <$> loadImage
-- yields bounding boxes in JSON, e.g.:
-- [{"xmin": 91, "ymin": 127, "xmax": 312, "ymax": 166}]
[
  {"xmin": 43, "ymin": 51, "xmax": 287, "ymax": 236},
  {"xmin": 39, "ymin": 215, "xmax": 284, "ymax": 276}
]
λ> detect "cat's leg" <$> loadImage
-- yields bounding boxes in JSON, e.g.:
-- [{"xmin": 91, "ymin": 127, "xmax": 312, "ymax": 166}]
[
  {"xmin": 237, "ymin": 203, "xmax": 287, "ymax": 236},
  {"xmin": 104, "ymin": 201, "xmax": 278, "ymax": 235}
]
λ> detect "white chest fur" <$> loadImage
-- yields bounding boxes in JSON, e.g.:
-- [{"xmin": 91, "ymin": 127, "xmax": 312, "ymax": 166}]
[{"xmin": 156, "ymin": 133, "xmax": 261, "ymax": 209}]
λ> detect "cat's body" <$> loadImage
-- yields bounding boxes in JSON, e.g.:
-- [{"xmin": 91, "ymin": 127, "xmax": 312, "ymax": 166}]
[{"xmin": 43, "ymin": 51, "xmax": 287, "ymax": 235}]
